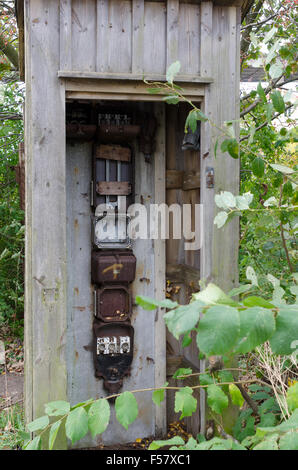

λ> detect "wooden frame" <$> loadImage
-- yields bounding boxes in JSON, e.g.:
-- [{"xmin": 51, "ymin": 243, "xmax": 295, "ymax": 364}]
[{"xmin": 23, "ymin": 0, "xmax": 241, "ymax": 447}]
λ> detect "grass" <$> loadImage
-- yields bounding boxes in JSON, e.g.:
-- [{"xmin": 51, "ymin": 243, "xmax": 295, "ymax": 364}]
[{"xmin": 0, "ymin": 401, "xmax": 26, "ymax": 450}]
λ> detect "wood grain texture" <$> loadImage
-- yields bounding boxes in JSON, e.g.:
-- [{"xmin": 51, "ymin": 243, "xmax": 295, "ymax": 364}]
[
  {"xmin": 71, "ymin": 0, "xmax": 96, "ymax": 71},
  {"xmin": 25, "ymin": 0, "xmax": 67, "ymax": 449},
  {"xmin": 95, "ymin": 144, "xmax": 131, "ymax": 162},
  {"xmin": 166, "ymin": 0, "xmax": 179, "ymax": 68},
  {"xmin": 96, "ymin": 181, "xmax": 132, "ymax": 195},
  {"xmin": 132, "ymin": 0, "xmax": 145, "ymax": 74},
  {"xmin": 59, "ymin": 0, "xmax": 72, "ymax": 70}
]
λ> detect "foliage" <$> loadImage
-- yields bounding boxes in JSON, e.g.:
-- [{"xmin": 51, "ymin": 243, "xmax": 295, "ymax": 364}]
[
  {"xmin": 0, "ymin": 402, "xmax": 25, "ymax": 450},
  {"xmin": 0, "ymin": 81, "xmax": 24, "ymax": 329},
  {"xmin": 21, "ymin": 275, "xmax": 298, "ymax": 449}
]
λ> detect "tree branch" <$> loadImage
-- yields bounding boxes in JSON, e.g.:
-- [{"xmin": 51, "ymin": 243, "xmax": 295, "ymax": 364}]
[{"xmin": 239, "ymin": 104, "xmax": 294, "ymax": 142}]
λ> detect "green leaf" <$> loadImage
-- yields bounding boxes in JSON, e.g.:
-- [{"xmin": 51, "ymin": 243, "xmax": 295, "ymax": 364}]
[
  {"xmin": 218, "ymin": 370, "xmax": 234, "ymax": 393},
  {"xmin": 287, "ymin": 383, "xmax": 298, "ymax": 413},
  {"xmin": 174, "ymin": 387, "xmax": 197, "ymax": 419},
  {"xmin": 194, "ymin": 109, "xmax": 208, "ymax": 122},
  {"xmin": 196, "ymin": 305, "xmax": 240, "ymax": 356},
  {"xmin": 270, "ymin": 309, "xmax": 298, "ymax": 355},
  {"xmin": 24, "ymin": 436, "xmax": 41, "ymax": 450},
  {"xmin": 199, "ymin": 373, "xmax": 214, "ymax": 386},
  {"xmin": 166, "ymin": 61, "xmax": 181, "ymax": 84},
  {"xmin": 115, "ymin": 392, "xmax": 138, "ymax": 430},
  {"xmin": 193, "ymin": 283, "xmax": 238, "ymax": 307},
  {"xmin": 246, "ymin": 266, "xmax": 258, "ymax": 287},
  {"xmin": 221, "ymin": 138, "xmax": 239, "ymax": 159},
  {"xmin": 152, "ymin": 382, "xmax": 168, "ymax": 406},
  {"xmin": 88, "ymin": 399, "xmax": 110, "ymax": 438},
  {"xmin": 227, "ymin": 138, "xmax": 239, "ymax": 159},
  {"xmin": 270, "ymin": 163, "xmax": 294, "ymax": 175},
  {"xmin": 159, "ymin": 299, "xmax": 179, "ymax": 309},
  {"xmin": 270, "ymin": 90, "xmax": 285, "ymax": 113},
  {"xmin": 214, "ymin": 211, "xmax": 228, "ymax": 228},
  {"xmin": 242, "ymin": 297, "xmax": 275, "ymax": 308},
  {"xmin": 235, "ymin": 307, "xmax": 275, "ymax": 354},
  {"xmin": 207, "ymin": 384, "xmax": 229, "ymax": 415},
  {"xmin": 257, "ymin": 82, "xmax": 267, "ymax": 103},
  {"xmin": 215, "ymin": 191, "xmax": 236, "ymax": 209},
  {"xmin": 135, "ymin": 295, "xmax": 178, "ymax": 310},
  {"xmin": 182, "ymin": 332, "xmax": 192, "ymax": 347},
  {"xmin": 164, "ymin": 300, "xmax": 203, "ymax": 339},
  {"xmin": 229, "ymin": 284, "xmax": 253, "ymax": 297},
  {"xmin": 135, "ymin": 295, "xmax": 159, "ymax": 310},
  {"xmin": 45, "ymin": 400, "xmax": 70, "ymax": 417},
  {"xmin": 163, "ymin": 95, "xmax": 180, "ymax": 104},
  {"xmin": 253, "ymin": 435, "xmax": 279, "ymax": 450},
  {"xmin": 229, "ymin": 384, "xmax": 245, "ymax": 407},
  {"xmin": 269, "ymin": 62, "xmax": 283, "ymax": 79},
  {"xmin": 173, "ymin": 368, "xmax": 192, "ymax": 379},
  {"xmin": 49, "ymin": 420, "xmax": 61, "ymax": 450},
  {"xmin": 279, "ymin": 432, "xmax": 298, "ymax": 450},
  {"xmin": 252, "ymin": 157, "xmax": 265, "ymax": 177},
  {"xmin": 149, "ymin": 436, "xmax": 185, "ymax": 450},
  {"xmin": 185, "ymin": 110, "xmax": 197, "ymax": 133},
  {"xmin": 147, "ymin": 88, "xmax": 162, "ymax": 94},
  {"xmin": 257, "ymin": 409, "xmax": 298, "ymax": 437},
  {"xmin": 65, "ymin": 407, "xmax": 89, "ymax": 444},
  {"xmin": 264, "ymin": 26, "xmax": 277, "ymax": 43},
  {"xmin": 27, "ymin": 415, "xmax": 49, "ymax": 432},
  {"xmin": 263, "ymin": 196, "xmax": 278, "ymax": 207}
]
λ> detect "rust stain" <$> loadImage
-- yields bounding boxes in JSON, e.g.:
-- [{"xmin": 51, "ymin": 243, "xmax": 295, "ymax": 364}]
[
  {"xmin": 73, "ymin": 306, "xmax": 86, "ymax": 311},
  {"xmin": 74, "ymin": 167, "xmax": 79, "ymax": 175},
  {"xmin": 32, "ymin": 18, "xmax": 40, "ymax": 23},
  {"xmin": 146, "ymin": 356, "xmax": 155, "ymax": 364},
  {"xmin": 74, "ymin": 287, "xmax": 79, "ymax": 295},
  {"xmin": 74, "ymin": 219, "xmax": 79, "ymax": 229},
  {"xmin": 75, "ymin": 351, "xmax": 79, "ymax": 360}
]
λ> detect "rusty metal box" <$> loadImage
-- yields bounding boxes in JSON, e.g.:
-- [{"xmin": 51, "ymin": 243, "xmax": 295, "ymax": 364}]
[
  {"xmin": 95, "ymin": 285, "xmax": 131, "ymax": 322},
  {"xmin": 91, "ymin": 250, "xmax": 136, "ymax": 284}
]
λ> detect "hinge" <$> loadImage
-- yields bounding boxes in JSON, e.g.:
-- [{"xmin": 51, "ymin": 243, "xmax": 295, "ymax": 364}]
[{"xmin": 206, "ymin": 167, "xmax": 214, "ymax": 188}]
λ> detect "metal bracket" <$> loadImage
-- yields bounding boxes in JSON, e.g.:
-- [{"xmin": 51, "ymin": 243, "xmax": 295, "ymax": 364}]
[{"xmin": 206, "ymin": 167, "xmax": 214, "ymax": 188}]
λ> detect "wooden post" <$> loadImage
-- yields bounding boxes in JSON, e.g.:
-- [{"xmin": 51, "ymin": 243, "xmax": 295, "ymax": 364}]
[{"xmin": 24, "ymin": 0, "xmax": 67, "ymax": 448}]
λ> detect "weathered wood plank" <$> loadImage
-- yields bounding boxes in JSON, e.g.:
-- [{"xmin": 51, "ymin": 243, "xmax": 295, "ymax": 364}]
[
  {"xmin": 96, "ymin": 181, "xmax": 132, "ymax": 195},
  {"xmin": 166, "ymin": 0, "xmax": 179, "ymax": 68},
  {"xmin": 94, "ymin": 144, "xmax": 131, "ymax": 162},
  {"xmin": 178, "ymin": 4, "xmax": 200, "ymax": 74},
  {"xmin": 71, "ymin": 0, "xmax": 96, "ymax": 72},
  {"xmin": 25, "ymin": 0, "xmax": 67, "ymax": 448},
  {"xmin": 132, "ymin": 0, "xmax": 145, "ymax": 74},
  {"xmin": 182, "ymin": 170, "xmax": 200, "ymax": 190},
  {"xmin": 166, "ymin": 169, "xmax": 184, "ymax": 189},
  {"xmin": 106, "ymin": 0, "xmax": 132, "ymax": 73},
  {"xmin": 58, "ymin": 70, "xmax": 213, "ymax": 83},
  {"xmin": 153, "ymin": 102, "xmax": 167, "ymax": 436},
  {"xmin": 96, "ymin": 0, "xmax": 109, "ymax": 72},
  {"xmin": 144, "ymin": 2, "xmax": 167, "ymax": 74},
  {"xmin": 59, "ymin": 0, "xmax": 72, "ymax": 70}
]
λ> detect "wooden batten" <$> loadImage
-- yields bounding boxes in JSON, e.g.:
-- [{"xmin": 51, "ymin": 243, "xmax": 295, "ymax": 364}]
[
  {"xmin": 94, "ymin": 144, "xmax": 131, "ymax": 162},
  {"xmin": 96, "ymin": 181, "xmax": 131, "ymax": 196}
]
